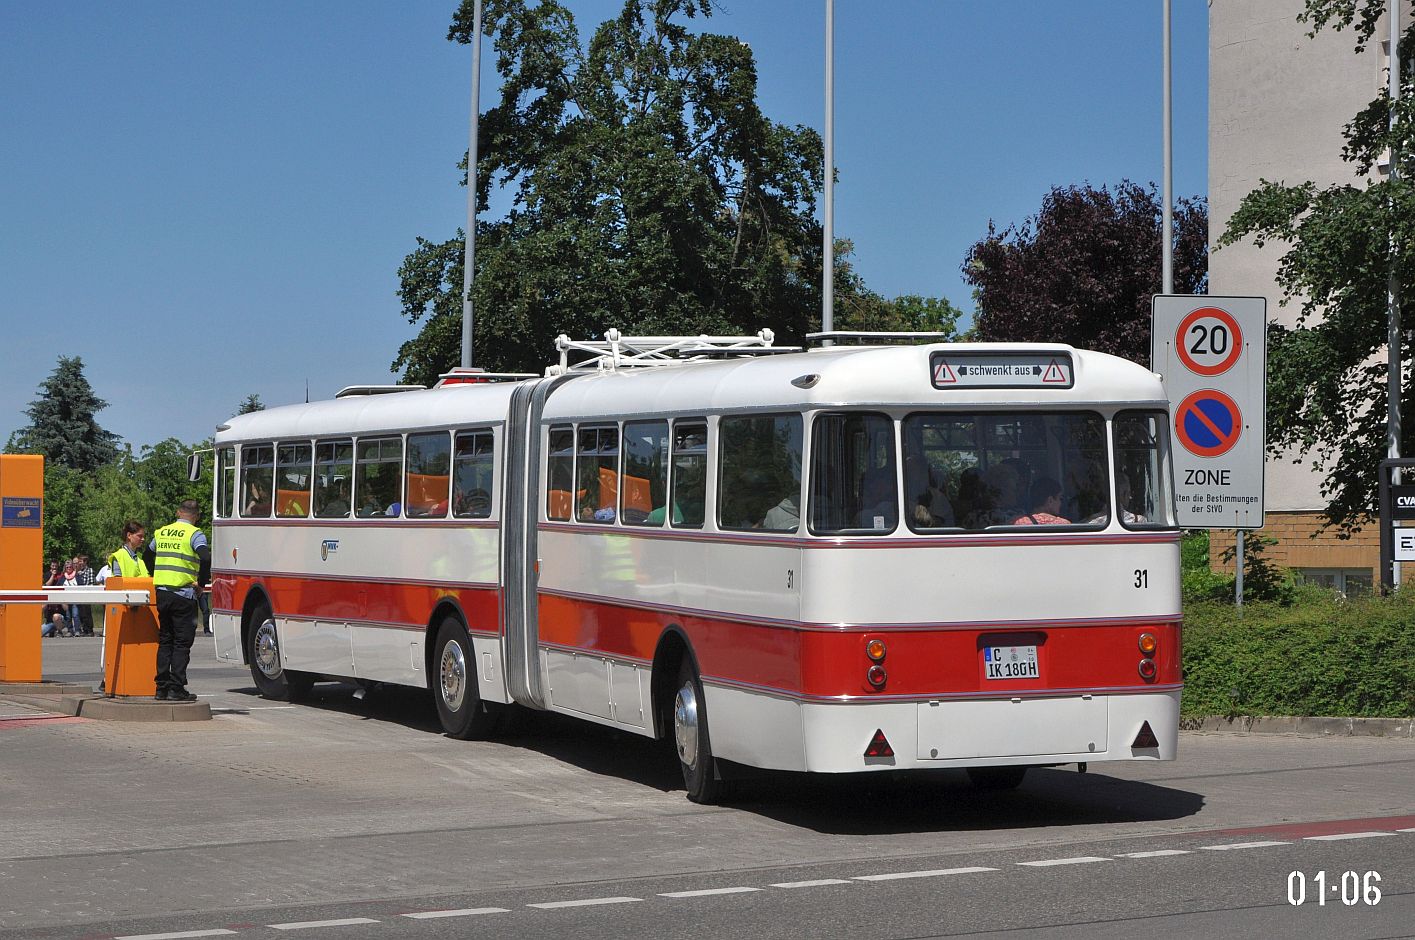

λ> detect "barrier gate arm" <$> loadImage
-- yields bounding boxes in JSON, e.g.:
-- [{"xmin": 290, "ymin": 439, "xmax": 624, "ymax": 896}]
[{"xmin": 0, "ymin": 589, "xmax": 152, "ymax": 606}]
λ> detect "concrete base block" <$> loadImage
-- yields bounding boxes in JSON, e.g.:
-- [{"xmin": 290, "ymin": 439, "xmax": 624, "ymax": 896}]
[
  {"xmin": 62, "ymin": 695, "xmax": 211, "ymax": 722},
  {"xmin": 0, "ymin": 680, "xmax": 95, "ymax": 696}
]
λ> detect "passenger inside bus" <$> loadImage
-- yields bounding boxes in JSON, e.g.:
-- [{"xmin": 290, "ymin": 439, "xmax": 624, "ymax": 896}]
[
  {"xmin": 320, "ymin": 480, "xmax": 351, "ymax": 517},
  {"xmin": 904, "ymin": 455, "xmax": 954, "ymax": 527},
  {"xmin": 244, "ymin": 481, "xmax": 271, "ymax": 517},
  {"xmin": 1012, "ymin": 476, "xmax": 1071, "ymax": 525},
  {"xmin": 963, "ymin": 463, "xmax": 1021, "ymax": 527}
]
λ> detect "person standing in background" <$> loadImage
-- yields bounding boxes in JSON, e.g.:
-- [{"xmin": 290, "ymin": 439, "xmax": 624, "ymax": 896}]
[{"xmin": 72, "ymin": 555, "xmax": 95, "ymax": 636}]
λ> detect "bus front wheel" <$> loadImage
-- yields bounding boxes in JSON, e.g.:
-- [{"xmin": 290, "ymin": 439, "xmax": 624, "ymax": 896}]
[
  {"xmin": 673, "ymin": 659, "xmax": 723, "ymax": 804},
  {"xmin": 247, "ymin": 605, "xmax": 313, "ymax": 702},
  {"xmin": 432, "ymin": 617, "xmax": 500, "ymax": 740}
]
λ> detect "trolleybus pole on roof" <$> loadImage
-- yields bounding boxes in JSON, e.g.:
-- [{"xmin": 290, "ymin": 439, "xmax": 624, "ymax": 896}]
[{"xmin": 460, "ymin": 0, "xmax": 485, "ymax": 371}]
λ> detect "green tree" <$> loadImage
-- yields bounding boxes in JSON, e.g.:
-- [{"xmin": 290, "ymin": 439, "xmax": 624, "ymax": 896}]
[
  {"xmin": 397, "ymin": 0, "xmax": 953, "ymax": 383},
  {"xmin": 236, "ymin": 394, "xmax": 266, "ymax": 415},
  {"xmin": 7, "ymin": 356, "xmax": 119, "ymax": 472},
  {"xmin": 963, "ymin": 181, "xmax": 1208, "ymax": 364},
  {"xmin": 1218, "ymin": 0, "xmax": 1414, "ymax": 532}
]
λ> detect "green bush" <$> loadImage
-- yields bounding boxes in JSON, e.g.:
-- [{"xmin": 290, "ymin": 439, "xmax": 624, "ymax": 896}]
[{"xmin": 1182, "ymin": 590, "xmax": 1415, "ymax": 717}]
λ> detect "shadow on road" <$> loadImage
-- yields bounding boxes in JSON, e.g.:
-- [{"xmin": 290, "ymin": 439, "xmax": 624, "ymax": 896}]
[{"xmin": 224, "ymin": 679, "xmax": 1205, "ymax": 833}]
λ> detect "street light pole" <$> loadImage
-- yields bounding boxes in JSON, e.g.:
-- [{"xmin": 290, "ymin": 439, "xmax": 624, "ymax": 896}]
[
  {"xmin": 822, "ymin": 0, "xmax": 834, "ymax": 339},
  {"xmin": 1388, "ymin": 0, "xmax": 1403, "ymax": 587},
  {"xmin": 460, "ymin": 0, "xmax": 485, "ymax": 371}
]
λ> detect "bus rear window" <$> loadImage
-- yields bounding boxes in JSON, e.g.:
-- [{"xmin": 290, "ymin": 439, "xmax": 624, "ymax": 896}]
[
  {"xmin": 902, "ymin": 412, "xmax": 1108, "ymax": 532},
  {"xmin": 1114, "ymin": 411, "xmax": 1177, "ymax": 529}
]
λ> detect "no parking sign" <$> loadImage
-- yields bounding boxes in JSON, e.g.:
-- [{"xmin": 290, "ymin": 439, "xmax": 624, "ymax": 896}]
[{"xmin": 1151, "ymin": 296, "xmax": 1266, "ymax": 529}]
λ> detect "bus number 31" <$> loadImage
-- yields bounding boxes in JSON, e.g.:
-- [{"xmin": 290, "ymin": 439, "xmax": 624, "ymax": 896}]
[{"xmin": 1133, "ymin": 569, "xmax": 1148, "ymax": 589}]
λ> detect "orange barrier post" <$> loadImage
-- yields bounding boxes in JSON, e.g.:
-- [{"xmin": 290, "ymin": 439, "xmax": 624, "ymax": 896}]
[
  {"xmin": 104, "ymin": 576, "xmax": 159, "ymax": 698},
  {"xmin": 0, "ymin": 455, "xmax": 44, "ymax": 682}
]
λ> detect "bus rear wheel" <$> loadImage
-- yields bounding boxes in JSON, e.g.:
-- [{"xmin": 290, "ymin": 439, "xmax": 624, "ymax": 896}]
[
  {"xmin": 247, "ymin": 604, "xmax": 313, "ymax": 702},
  {"xmin": 432, "ymin": 616, "xmax": 500, "ymax": 740},
  {"xmin": 673, "ymin": 659, "xmax": 723, "ymax": 804},
  {"xmin": 966, "ymin": 766, "xmax": 1028, "ymax": 790}
]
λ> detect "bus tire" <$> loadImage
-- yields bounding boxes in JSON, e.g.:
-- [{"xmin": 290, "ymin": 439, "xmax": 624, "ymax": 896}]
[
  {"xmin": 247, "ymin": 604, "xmax": 313, "ymax": 702},
  {"xmin": 966, "ymin": 766, "xmax": 1028, "ymax": 790},
  {"xmin": 432, "ymin": 616, "xmax": 499, "ymax": 740},
  {"xmin": 673, "ymin": 658, "xmax": 722, "ymax": 804}
]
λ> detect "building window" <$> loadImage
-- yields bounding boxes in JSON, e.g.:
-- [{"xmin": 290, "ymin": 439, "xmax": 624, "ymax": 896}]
[{"xmin": 1296, "ymin": 568, "xmax": 1373, "ymax": 599}]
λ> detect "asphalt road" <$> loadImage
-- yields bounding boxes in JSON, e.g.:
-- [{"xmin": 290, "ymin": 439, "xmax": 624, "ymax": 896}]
[{"xmin": 1, "ymin": 637, "xmax": 1411, "ymax": 940}]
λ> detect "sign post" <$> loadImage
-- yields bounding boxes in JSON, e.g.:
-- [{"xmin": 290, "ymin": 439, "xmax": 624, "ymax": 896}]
[
  {"xmin": 1377, "ymin": 458, "xmax": 1415, "ymax": 592},
  {"xmin": 1152, "ymin": 297, "xmax": 1267, "ymax": 604}
]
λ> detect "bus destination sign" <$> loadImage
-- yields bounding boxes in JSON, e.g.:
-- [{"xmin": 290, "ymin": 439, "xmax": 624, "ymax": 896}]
[{"xmin": 930, "ymin": 353, "xmax": 1074, "ymax": 390}]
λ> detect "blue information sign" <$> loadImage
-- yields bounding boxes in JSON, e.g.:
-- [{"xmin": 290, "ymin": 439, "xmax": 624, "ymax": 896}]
[{"xmin": 1, "ymin": 496, "xmax": 42, "ymax": 528}]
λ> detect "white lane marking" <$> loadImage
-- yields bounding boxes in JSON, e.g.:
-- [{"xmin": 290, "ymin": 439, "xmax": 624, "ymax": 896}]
[
  {"xmin": 659, "ymin": 887, "xmax": 761, "ymax": 898},
  {"xmin": 1304, "ymin": 831, "xmax": 1397, "ymax": 841},
  {"xmin": 854, "ymin": 866, "xmax": 997, "ymax": 881},
  {"xmin": 528, "ymin": 897, "xmax": 640, "ymax": 909},
  {"xmin": 270, "ymin": 918, "xmax": 381, "ymax": 930},
  {"xmin": 117, "ymin": 931, "xmax": 238, "ymax": 940},
  {"xmin": 1017, "ymin": 856, "xmax": 1110, "ymax": 867},
  {"xmin": 1199, "ymin": 841, "xmax": 1291, "ymax": 851},
  {"xmin": 401, "ymin": 908, "xmax": 510, "ymax": 919},
  {"xmin": 1118, "ymin": 850, "xmax": 1191, "ymax": 858},
  {"xmin": 770, "ymin": 879, "xmax": 853, "ymax": 888},
  {"xmin": 1399, "ymin": 827, "xmax": 1415, "ymax": 833}
]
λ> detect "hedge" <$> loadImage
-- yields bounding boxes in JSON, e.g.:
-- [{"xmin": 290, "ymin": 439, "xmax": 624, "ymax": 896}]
[{"xmin": 1181, "ymin": 592, "xmax": 1415, "ymax": 718}]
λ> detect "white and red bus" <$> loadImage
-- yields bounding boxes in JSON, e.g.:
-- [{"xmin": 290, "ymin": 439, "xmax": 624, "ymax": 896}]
[{"xmin": 209, "ymin": 333, "xmax": 1181, "ymax": 802}]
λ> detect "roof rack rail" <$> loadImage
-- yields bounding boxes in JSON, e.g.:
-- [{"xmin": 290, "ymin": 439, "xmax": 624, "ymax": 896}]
[
  {"xmin": 806, "ymin": 331, "xmax": 954, "ymax": 345},
  {"xmin": 334, "ymin": 384, "xmax": 424, "ymax": 399},
  {"xmin": 548, "ymin": 329, "xmax": 801, "ymax": 374},
  {"xmin": 435, "ymin": 367, "xmax": 539, "ymax": 387}
]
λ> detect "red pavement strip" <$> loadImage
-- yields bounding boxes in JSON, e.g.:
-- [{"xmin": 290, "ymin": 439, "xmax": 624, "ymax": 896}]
[
  {"xmin": 0, "ymin": 715, "xmax": 84, "ymax": 728},
  {"xmin": 1204, "ymin": 814, "xmax": 1415, "ymax": 840}
]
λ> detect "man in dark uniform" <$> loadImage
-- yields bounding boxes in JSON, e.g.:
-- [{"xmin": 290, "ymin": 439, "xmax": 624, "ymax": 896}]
[{"xmin": 145, "ymin": 500, "xmax": 211, "ymax": 702}]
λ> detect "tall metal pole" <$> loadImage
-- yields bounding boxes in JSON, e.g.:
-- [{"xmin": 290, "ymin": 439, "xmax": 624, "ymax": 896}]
[
  {"xmin": 1389, "ymin": 0, "xmax": 1403, "ymax": 587},
  {"xmin": 822, "ymin": 0, "xmax": 835, "ymax": 338},
  {"xmin": 1162, "ymin": 0, "xmax": 1174, "ymax": 296},
  {"xmin": 460, "ymin": 0, "xmax": 485, "ymax": 370}
]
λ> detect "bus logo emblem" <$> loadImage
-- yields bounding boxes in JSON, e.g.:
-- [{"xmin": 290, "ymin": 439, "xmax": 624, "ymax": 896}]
[{"xmin": 320, "ymin": 539, "xmax": 339, "ymax": 561}]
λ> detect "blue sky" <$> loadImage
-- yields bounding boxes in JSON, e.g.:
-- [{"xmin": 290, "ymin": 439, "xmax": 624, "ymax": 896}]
[{"xmin": 0, "ymin": 1, "xmax": 1207, "ymax": 449}]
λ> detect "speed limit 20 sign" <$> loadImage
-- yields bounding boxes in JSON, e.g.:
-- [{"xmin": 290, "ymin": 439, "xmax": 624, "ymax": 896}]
[{"xmin": 1151, "ymin": 296, "xmax": 1266, "ymax": 529}]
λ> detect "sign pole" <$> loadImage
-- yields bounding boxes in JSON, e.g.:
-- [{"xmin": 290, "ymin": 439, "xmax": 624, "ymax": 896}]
[
  {"xmin": 1234, "ymin": 529, "xmax": 1244, "ymax": 608},
  {"xmin": 1387, "ymin": 0, "xmax": 1402, "ymax": 588}
]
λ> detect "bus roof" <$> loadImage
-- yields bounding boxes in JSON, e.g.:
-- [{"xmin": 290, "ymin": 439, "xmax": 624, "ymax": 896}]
[{"xmin": 216, "ymin": 342, "xmax": 1164, "ymax": 443}]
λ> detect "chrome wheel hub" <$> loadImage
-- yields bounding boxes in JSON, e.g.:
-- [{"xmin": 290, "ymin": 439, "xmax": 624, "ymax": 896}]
[
  {"xmin": 674, "ymin": 681, "xmax": 699, "ymax": 769},
  {"xmin": 440, "ymin": 640, "xmax": 467, "ymax": 712},
  {"xmin": 253, "ymin": 619, "xmax": 282, "ymax": 679}
]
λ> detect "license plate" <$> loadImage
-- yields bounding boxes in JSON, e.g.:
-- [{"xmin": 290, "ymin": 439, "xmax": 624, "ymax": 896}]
[{"xmin": 984, "ymin": 645, "xmax": 1039, "ymax": 680}]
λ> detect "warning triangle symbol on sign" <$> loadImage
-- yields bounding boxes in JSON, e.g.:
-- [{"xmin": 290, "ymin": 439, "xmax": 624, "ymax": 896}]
[
  {"xmin": 934, "ymin": 359, "xmax": 958, "ymax": 384},
  {"xmin": 1041, "ymin": 359, "xmax": 1067, "ymax": 383}
]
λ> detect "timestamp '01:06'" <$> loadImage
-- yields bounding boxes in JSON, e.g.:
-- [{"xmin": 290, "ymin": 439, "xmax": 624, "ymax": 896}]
[{"xmin": 1288, "ymin": 871, "xmax": 1381, "ymax": 906}]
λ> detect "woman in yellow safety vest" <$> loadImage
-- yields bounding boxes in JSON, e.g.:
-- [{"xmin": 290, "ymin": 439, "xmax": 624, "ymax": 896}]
[{"xmin": 109, "ymin": 520, "xmax": 150, "ymax": 579}]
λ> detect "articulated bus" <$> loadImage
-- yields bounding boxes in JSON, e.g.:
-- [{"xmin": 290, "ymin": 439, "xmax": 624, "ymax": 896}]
[{"xmin": 209, "ymin": 333, "xmax": 1181, "ymax": 802}]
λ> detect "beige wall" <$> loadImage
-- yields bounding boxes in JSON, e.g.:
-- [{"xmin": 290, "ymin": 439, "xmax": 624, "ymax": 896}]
[{"xmin": 1207, "ymin": 0, "xmax": 1401, "ymax": 528}]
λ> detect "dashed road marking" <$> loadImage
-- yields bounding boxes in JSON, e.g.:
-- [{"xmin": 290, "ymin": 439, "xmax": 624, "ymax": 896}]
[
  {"xmin": 528, "ymin": 897, "xmax": 640, "ymax": 909},
  {"xmin": 117, "ymin": 931, "xmax": 238, "ymax": 940},
  {"xmin": 1199, "ymin": 841, "xmax": 1291, "ymax": 851},
  {"xmin": 1017, "ymin": 857, "xmax": 1110, "ymax": 867},
  {"xmin": 270, "ymin": 918, "xmax": 380, "ymax": 930},
  {"xmin": 1118, "ymin": 850, "xmax": 1191, "ymax": 858},
  {"xmin": 401, "ymin": 908, "xmax": 510, "ymax": 919},
  {"xmin": 659, "ymin": 887, "xmax": 761, "ymax": 898},
  {"xmin": 1399, "ymin": 827, "xmax": 1415, "ymax": 833},
  {"xmin": 770, "ymin": 879, "xmax": 852, "ymax": 888},
  {"xmin": 854, "ymin": 866, "xmax": 997, "ymax": 881},
  {"xmin": 1304, "ymin": 831, "xmax": 1396, "ymax": 841}
]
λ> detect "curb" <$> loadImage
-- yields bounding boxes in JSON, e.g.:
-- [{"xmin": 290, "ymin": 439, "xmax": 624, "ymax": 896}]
[
  {"xmin": 60, "ymin": 695, "xmax": 211, "ymax": 722},
  {"xmin": 0, "ymin": 681, "xmax": 94, "ymax": 696},
  {"xmin": 1181, "ymin": 715, "xmax": 1415, "ymax": 737}
]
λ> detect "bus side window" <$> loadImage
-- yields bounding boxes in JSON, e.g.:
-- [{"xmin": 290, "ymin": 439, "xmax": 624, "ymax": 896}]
[
  {"xmin": 355, "ymin": 437, "xmax": 403, "ymax": 518},
  {"xmin": 670, "ymin": 420, "xmax": 707, "ymax": 528},
  {"xmin": 546, "ymin": 426, "xmax": 574, "ymax": 521},
  {"xmin": 216, "ymin": 446, "xmax": 236, "ymax": 518},
  {"xmin": 275, "ymin": 442, "xmax": 312, "ymax": 518},
  {"xmin": 622, "ymin": 420, "xmax": 668, "ymax": 526},
  {"xmin": 452, "ymin": 430, "xmax": 494, "ymax": 519},
  {"xmin": 313, "ymin": 439, "xmax": 353, "ymax": 518},
  {"xmin": 239, "ymin": 443, "xmax": 274, "ymax": 518},
  {"xmin": 576, "ymin": 426, "xmax": 619, "ymax": 524},
  {"xmin": 406, "ymin": 431, "xmax": 451, "ymax": 518},
  {"xmin": 719, "ymin": 414, "xmax": 803, "ymax": 532}
]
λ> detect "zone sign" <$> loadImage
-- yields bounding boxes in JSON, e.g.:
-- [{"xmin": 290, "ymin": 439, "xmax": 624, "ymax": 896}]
[{"xmin": 1151, "ymin": 296, "xmax": 1267, "ymax": 530}]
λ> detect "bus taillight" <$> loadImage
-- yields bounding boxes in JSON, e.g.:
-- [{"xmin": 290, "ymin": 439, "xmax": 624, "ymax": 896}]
[
  {"xmin": 866, "ymin": 664, "xmax": 887, "ymax": 689},
  {"xmin": 1138, "ymin": 632, "xmax": 1158, "ymax": 655},
  {"xmin": 1137, "ymin": 658, "xmax": 1157, "ymax": 681},
  {"xmin": 865, "ymin": 638, "xmax": 886, "ymax": 662}
]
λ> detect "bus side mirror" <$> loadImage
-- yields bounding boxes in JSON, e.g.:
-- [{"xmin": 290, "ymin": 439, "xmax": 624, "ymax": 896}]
[{"xmin": 187, "ymin": 453, "xmax": 202, "ymax": 482}]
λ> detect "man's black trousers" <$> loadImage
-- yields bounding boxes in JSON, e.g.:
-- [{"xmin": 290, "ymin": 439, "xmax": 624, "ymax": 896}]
[{"xmin": 155, "ymin": 589, "xmax": 198, "ymax": 695}]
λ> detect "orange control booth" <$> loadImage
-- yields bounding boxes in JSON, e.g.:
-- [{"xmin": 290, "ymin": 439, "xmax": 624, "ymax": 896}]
[{"xmin": 0, "ymin": 455, "xmax": 44, "ymax": 682}]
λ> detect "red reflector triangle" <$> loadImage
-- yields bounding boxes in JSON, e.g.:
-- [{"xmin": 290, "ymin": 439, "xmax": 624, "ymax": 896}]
[
  {"xmin": 1132, "ymin": 721, "xmax": 1159, "ymax": 749},
  {"xmin": 865, "ymin": 729, "xmax": 894, "ymax": 758}
]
